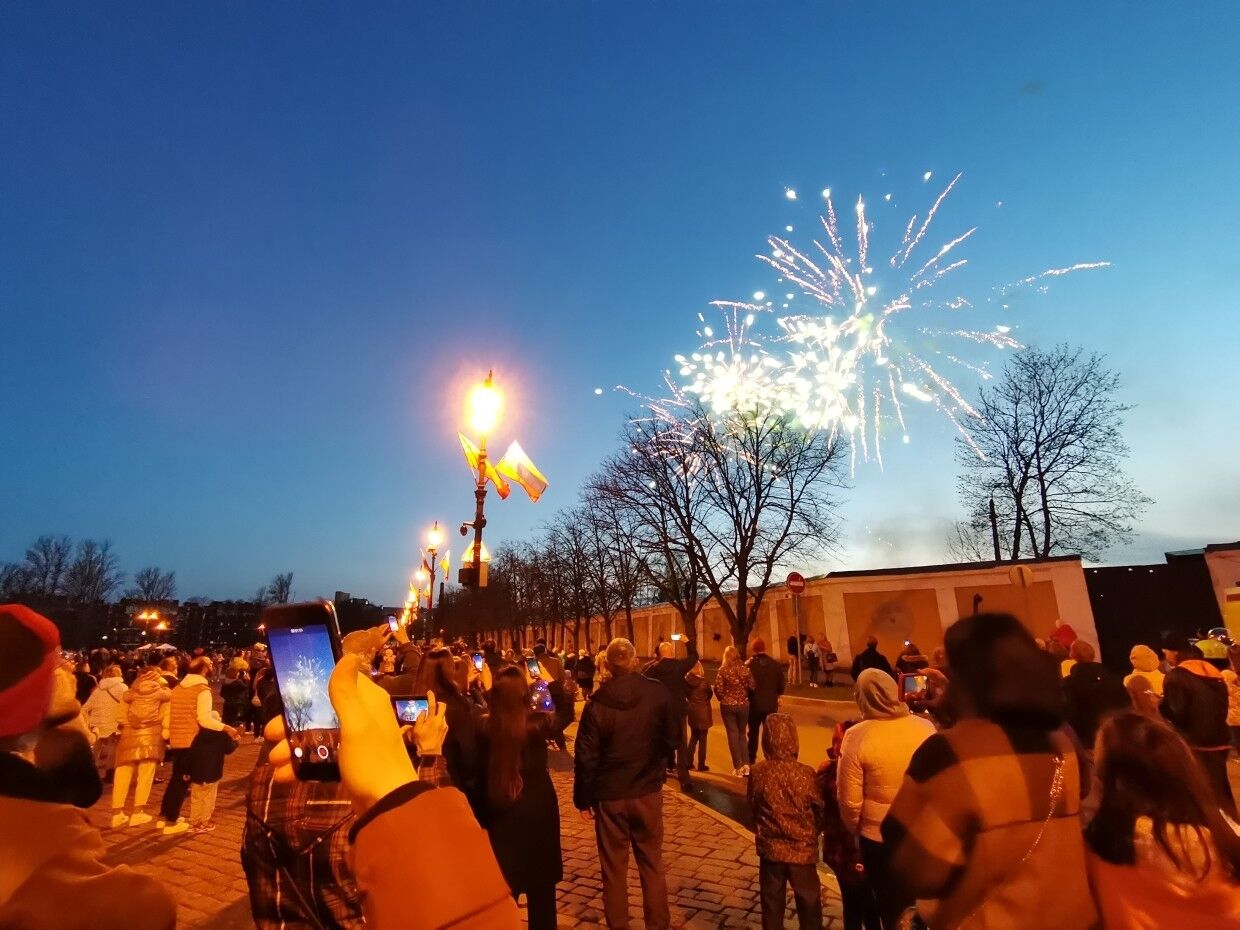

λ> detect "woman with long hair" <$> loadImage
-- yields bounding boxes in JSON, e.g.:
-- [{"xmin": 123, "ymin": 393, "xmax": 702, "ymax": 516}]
[
  {"xmin": 479, "ymin": 666, "xmax": 563, "ymax": 929},
  {"xmin": 714, "ymin": 644, "xmax": 756, "ymax": 776},
  {"xmin": 1087, "ymin": 711, "xmax": 1240, "ymax": 926},
  {"xmin": 414, "ymin": 647, "xmax": 483, "ymax": 811}
]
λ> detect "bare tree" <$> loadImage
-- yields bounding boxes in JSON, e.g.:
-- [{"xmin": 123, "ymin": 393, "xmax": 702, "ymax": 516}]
[
  {"xmin": 0, "ymin": 562, "xmax": 29, "ymax": 598},
  {"xmin": 547, "ymin": 515, "xmax": 595, "ymax": 652},
  {"xmin": 63, "ymin": 539, "xmax": 124, "ymax": 603},
  {"xmin": 688, "ymin": 403, "xmax": 848, "ymax": 654},
  {"xmin": 266, "ymin": 572, "xmax": 294, "ymax": 605},
  {"xmin": 593, "ymin": 416, "xmax": 714, "ymax": 646},
  {"xmin": 128, "ymin": 566, "xmax": 177, "ymax": 602},
  {"xmin": 953, "ymin": 345, "xmax": 1150, "ymax": 561},
  {"xmin": 21, "ymin": 535, "xmax": 74, "ymax": 596}
]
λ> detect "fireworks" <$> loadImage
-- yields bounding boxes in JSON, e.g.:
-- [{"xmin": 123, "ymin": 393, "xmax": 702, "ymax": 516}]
[{"xmin": 673, "ymin": 172, "xmax": 1108, "ymax": 462}]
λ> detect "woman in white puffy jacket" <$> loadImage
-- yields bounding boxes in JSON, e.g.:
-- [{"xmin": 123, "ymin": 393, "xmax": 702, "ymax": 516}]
[{"xmin": 837, "ymin": 668, "xmax": 935, "ymax": 929}]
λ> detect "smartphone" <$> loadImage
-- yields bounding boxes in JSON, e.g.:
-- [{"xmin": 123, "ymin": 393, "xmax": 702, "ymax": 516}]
[
  {"xmin": 530, "ymin": 679, "xmax": 555, "ymax": 713},
  {"xmin": 526, "ymin": 656, "xmax": 542, "ymax": 678},
  {"xmin": 670, "ymin": 633, "xmax": 683, "ymax": 642},
  {"xmin": 387, "ymin": 615, "xmax": 399, "ymax": 633},
  {"xmin": 901, "ymin": 673, "xmax": 929, "ymax": 701},
  {"xmin": 263, "ymin": 601, "xmax": 343, "ymax": 781},
  {"xmin": 472, "ymin": 653, "xmax": 485, "ymax": 672},
  {"xmin": 392, "ymin": 696, "xmax": 429, "ymax": 724}
]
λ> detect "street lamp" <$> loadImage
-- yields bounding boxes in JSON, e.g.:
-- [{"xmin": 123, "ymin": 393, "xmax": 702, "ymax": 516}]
[
  {"xmin": 460, "ymin": 371, "xmax": 502, "ymax": 588},
  {"xmin": 425, "ymin": 521, "xmax": 443, "ymax": 633}
]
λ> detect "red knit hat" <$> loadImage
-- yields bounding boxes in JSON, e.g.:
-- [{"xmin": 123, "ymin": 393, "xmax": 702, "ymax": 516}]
[{"xmin": 0, "ymin": 604, "xmax": 62, "ymax": 739}]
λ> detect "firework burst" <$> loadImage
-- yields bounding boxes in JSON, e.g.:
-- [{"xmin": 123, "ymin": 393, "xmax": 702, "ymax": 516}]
[{"xmin": 673, "ymin": 172, "xmax": 1107, "ymax": 463}]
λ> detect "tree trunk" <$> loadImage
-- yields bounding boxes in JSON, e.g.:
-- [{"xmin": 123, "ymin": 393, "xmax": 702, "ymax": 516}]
[{"xmin": 624, "ymin": 605, "xmax": 635, "ymax": 643}]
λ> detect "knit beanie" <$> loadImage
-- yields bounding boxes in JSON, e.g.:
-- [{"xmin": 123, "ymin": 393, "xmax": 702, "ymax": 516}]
[{"xmin": 0, "ymin": 604, "xmax": 62, "ymax": 739}]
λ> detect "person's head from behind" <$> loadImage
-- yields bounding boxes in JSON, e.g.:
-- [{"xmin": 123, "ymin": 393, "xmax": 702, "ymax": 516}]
[
  {"xmin": 1161, "ymin": 632, "xmax": 1196, "ymax": 667},
  {"xmin": 144, "ymin": 651, "xmax": 163, "ymax": 669},
  {"xmin": 749, "ymin": 637, "xmax": 767, "ymax": 656},
  {"xmin": 605, "ymin": 638, "xmax": 637, "ymax": 677},
  {"xmin": 944, "ymin": 613, "xmax": 1064, "ymax": 730},
  {"xmin": 656, "ymin": 640, "xmax": 674, "ymax": 659},
  {"xmin": 866, "ymin": 635, "xmax": 879, "ymax": 650},
  {"xmin": 533, "ymin": 642, "xmax": 546, "ymax": 658},
  {"xmin": 1089, "ymin": 712, "xmax": 1240, "ymax": 880},
  {"xmin": 722, "ymin": 645, "xmax": 741, "ymax": 667},
  {"xmin": 1068, "ymin": 640, "xmax": 1096, "ymax": 664},
  {"xmin": 414, "ymin": 647, "xmax": 460, "ymax": 699},
  {"xmin": 160, "ymin": 657, "xmax": 178, "ymax": 675},
  {"xmin": 102, "ymin": 664, "xmax": 122, "ymax": 680},
  {"xmin": 902, "ymin": 641, "xmax": 918, "ymax": 657},
  {"xmin": 486, "ymin": 666, "xmax": 531, "ymax": 807},
  {"xmin": 1229, "ymin": 643, "xmax": 1240, "ymax": 677},
  {"xmin": 189, "ymin": 656, "xmax": 212, "ymax": 678},
  {"xmin": 828, "ymin": 718, "xmax": 858, "ymax": 761}
]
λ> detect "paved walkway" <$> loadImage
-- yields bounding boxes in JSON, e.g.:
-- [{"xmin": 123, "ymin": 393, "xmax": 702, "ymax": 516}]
[{"xmin": 90, "ymin": 738, "xmax": 844, "ymax": 928}]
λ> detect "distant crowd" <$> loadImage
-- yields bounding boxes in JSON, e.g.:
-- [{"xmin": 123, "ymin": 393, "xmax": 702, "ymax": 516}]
[{"xmin": 2, "ymin": 601, "xmax": 1239, "ymax": 930}]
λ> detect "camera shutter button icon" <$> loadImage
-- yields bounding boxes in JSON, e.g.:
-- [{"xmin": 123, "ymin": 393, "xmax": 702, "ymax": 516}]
[{"xmin": 316, "ymin": 745, "xmax": 330, "ymax": 760}]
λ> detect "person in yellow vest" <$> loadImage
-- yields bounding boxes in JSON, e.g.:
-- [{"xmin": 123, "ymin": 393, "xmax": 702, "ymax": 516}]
[{"xmin": 157, "ymin": 656, "xmax": 239, "ymax": 835}]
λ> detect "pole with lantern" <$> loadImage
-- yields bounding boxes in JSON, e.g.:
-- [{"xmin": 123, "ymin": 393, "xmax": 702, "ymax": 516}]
[
  {"xmin": 456, "ymin": 369, "xmax": 550, "ymax": 591},
  {"xmin": 425, "ymin": 521, "xmax": 443, "ymax": 631}
]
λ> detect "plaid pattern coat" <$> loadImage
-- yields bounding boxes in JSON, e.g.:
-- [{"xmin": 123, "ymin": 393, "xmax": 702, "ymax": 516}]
[{"xmin": 881, "ymin": 720, "xmax": 1098, "ymax": 930}]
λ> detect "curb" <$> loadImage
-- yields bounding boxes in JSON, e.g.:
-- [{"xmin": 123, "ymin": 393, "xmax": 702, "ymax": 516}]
[{"xmin": 779, "ymin": 695, "xmax": 857, "ymax": 712}]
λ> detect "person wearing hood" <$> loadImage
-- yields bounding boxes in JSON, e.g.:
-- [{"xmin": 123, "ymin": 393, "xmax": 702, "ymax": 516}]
[
  {"xmin": 838, "ymin": 668, "xmax": 935, "ymax": 929},
  {"xmin": 1124, "ymin": 644, "xmax": 1166, "ymax": 715},
  {"xmin": 1161, "ymin": 633, "xmax": 1236, "ymax": 818},
  {"xmin": 82, "ymin": 664, "xmax": 127, "ymax": 780},
  {"xmin": 573, "ymin": 638, "xmax": 674, "ymax": 930},
  {"xmin": 0, "ymin": 604, "xmax": 176, "ymax": 930},
  {"xmin": 746, "ymin": 638, "xmax": 787, "ymax": 765},
  {"xmin": 749, "ymin": 713, "xmax": 825, "ymax": 930},
  {"xmin": 112, "ymin": 655, "xmax": 172, "ymax": 827}
]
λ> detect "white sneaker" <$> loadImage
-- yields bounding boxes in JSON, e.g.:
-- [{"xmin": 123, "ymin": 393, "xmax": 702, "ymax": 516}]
[
  {"xmin": 741, "ymin": 764, "xmax": 751, "ymax": 776},
  {"xmin": 110, "ymin": 812, "xmax": 129, "ymax": 829},
  {"xmin": 163, "ymin": 819, "xmax": 190, "ymax": 836},
  {"xmin": 129, "ymin": 811, "xmax": 153, "ymax": 827}
]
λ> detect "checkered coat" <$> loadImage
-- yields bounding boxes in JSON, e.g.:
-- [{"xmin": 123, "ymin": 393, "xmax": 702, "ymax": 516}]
[{"xmin": 881, "ymin": 719, "xmax": 1098, "ymax": 929}]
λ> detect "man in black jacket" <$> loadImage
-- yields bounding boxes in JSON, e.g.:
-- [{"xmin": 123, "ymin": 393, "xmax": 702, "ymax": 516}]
[
  {"xmin": 1161, "ymin": 634, "xmax": 1236, "ymax": 817},
  {"xmin": 849, "ymin": 635, "xmax": 894, "ymax": 683},
  {"xmin": 642, "ymin": 637, "xmax": 698, "ymax": 790},
  {"xmin": 746, "ymin": 638, "xmax": 786, "ymax": 765},
  {"xmin": 574, "ymin": 638, "xmax": 674, "ymax": 930},
  {"xmin": 1061, "ymin": 640, "xmax": 1128, "ymax": 749}
]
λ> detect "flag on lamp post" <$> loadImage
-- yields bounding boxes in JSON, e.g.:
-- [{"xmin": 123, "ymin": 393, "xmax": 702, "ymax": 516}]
[
  {"xmin": 495, "ymin": 440, "xmax": 549, "ymax": 503},
  {"xmin": 458, "ymin": 433, "xmax": 511, "ymax": 499}
]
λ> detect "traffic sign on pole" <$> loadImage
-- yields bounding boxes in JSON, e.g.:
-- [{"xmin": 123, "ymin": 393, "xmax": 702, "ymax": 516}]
[{"xmin": 786, "ymin": 571, "xmax": 806, "ymax": 595}]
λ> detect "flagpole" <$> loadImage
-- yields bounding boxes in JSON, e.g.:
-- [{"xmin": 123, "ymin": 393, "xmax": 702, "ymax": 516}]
[{"xmin": 469, "ymin": 372, "xmax": 493, "ymax": 591}]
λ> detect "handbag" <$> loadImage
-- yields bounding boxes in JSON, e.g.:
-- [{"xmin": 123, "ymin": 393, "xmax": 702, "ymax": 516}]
[{"xmin": 897, "ymin": 753, "xmax": 1066, "ymax": 930}]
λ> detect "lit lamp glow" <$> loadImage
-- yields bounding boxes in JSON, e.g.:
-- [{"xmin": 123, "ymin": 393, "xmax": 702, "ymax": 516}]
[{"xmin": 466, "ymin": 375, "xmax": 503, "ymax": 437}]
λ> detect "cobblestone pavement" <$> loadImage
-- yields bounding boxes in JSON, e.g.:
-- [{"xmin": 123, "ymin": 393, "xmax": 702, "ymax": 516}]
[{"xmin": 89, "ymin": 738, "xmax": 843, "ymax": 929}]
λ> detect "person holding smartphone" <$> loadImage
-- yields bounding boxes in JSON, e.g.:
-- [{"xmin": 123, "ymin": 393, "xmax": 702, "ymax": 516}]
[
  {"xmin": 263, "ymin": 654, "xmax": 521, "ymax": 930},
  {"xmin": 478, "ymin": 667, "xmax": 564, "ymax": 929}
]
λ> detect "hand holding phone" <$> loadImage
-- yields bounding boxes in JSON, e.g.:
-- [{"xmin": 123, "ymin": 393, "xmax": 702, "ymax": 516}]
[
  {"xmin": 900, "ymin": 673, "xmax": 929, "ymax": 702},
  {"xmin": 392, "ymin": 696, "xmax": 429, "ymax": 724},
  {"xmin": 472, "ymin": 653, "xmax": 485, "ymax": 672},
  {"xmin": 525, "ymin": 656, "xmax": 542, "ymax": 679}
]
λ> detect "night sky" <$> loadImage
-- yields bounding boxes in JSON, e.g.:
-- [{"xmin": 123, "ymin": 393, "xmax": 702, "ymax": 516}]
[{"xmin": 3, "ymin": 2, "xmax": 1238, "ymax": 604}]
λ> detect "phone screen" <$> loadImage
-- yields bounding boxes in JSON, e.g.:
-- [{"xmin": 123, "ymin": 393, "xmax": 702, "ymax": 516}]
[
  {"xmin": 267, "ymin": 623, "xmax": 341, "ymax": 777},
  {"xmin": 902, "ymin": 673, "xmax": 928, "ymax": 697},
  {"xmin": 530, "ymin": 679, "xmax": 555, "ymax": 713},
  {"xmin": 670, "ymin": 633, "xmax": 683, "ymax": 642},
  {"xmin": 526, "ymin": 657, "xmax": 542, "ymax": 678},
  {"xmin": 392, "ymin": 697, "xmax": 429, "ymax": 724},
  {"xmin": 472, "ymin": 653, "xmax": 485, "ymax": 672},
  {"xmin": 387, "ymin": 615, "xmax": 399, "ymax": 632}
]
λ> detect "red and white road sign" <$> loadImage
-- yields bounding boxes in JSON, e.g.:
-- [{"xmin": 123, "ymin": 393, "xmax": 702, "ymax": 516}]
[{"xmin": 786, "ymin": 571, "xmax": 806, "ymax": 595}]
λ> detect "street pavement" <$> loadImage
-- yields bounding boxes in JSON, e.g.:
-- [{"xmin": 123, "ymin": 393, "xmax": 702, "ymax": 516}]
[{"xmin": 88, "ymin": 727, "xmax": 846, "ymax": 928}]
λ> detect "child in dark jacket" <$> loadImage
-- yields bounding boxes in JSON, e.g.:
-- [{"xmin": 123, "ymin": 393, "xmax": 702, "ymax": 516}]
[
  {"xmin": 748, "ymin": 713, "xmax": 825, "ymax": 930},
  {"xmin": 188, "ymin": 711, "xmax": 238, "ymax": 833},
  {"xmin": 817, "ymin": 721, "xmax": 880, "ymax": 930}
]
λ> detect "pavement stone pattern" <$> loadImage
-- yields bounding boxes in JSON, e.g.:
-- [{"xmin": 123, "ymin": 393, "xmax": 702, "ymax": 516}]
[{"xmin": 89, "ymin": 739, "xmax": 843, "ymax": 929}]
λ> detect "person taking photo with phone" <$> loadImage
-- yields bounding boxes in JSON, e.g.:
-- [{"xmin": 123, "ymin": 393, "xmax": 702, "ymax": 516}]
[{"xmin": 478, "ymin": 666, "xmax": 564, "ymax": 929}]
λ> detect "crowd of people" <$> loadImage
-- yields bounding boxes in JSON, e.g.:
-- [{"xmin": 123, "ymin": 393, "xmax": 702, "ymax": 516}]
[{"xmin": 2, "ymin": 599, "xmax": 1240, "ymax": 929}]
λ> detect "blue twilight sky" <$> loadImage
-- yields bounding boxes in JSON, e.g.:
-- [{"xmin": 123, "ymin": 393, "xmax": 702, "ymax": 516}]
[{"xmin": 2, "ymin": 2, "xmax": 1238, "ymax": 605}]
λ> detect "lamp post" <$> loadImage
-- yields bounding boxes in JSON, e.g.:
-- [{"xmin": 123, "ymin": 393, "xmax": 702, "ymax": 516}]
[
  {"xmin": 425, "ymin": 521, "xmax": 443, "ymax": 631},
  {"xmin": 461, "ymin": 371, "xmax": 502, "ymax": 588}
]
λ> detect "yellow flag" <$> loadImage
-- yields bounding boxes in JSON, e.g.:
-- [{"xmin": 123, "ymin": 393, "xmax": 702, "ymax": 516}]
[
  {"xmin": 458, "ymin": 433, "xmax": 511, "ymax": 499},
  {"xmin": 495, "ymin": 440, "xmax": 549, "ymax": 503}
]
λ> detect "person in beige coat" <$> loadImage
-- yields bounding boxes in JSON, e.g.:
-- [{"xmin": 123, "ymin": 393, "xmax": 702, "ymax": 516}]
[
  {"xmin": 837, "ymin": 668, "xmax": 935, "ymax": 928},
  {"xmin": 112, "ymin": 658, "xmax": 172, "ymax": 827}
]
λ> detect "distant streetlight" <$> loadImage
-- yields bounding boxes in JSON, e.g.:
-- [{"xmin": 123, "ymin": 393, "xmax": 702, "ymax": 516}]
[{"xmin": 459, "ymin": 372, "xmax": 502, "ymax": 588}]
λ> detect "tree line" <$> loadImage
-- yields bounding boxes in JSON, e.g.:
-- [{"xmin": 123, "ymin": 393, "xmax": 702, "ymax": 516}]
[
  {"xmin": 441, "ymin": 343, "xmax": 1147, "ymax": 652},
  {"xmin": 0, "ymin": 534, "xmax": 294, "ymax": 608}
]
